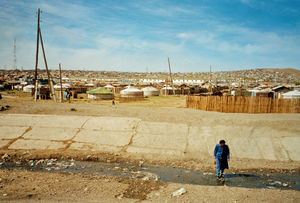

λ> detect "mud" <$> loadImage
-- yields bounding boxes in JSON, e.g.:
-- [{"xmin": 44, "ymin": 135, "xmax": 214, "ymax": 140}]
[{"xmin": 1, "ymin": 159, "xmax": 299, "ymax": 191}]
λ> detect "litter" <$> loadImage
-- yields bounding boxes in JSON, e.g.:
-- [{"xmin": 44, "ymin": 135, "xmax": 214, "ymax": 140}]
[{"xmin": 172, "ymin": 188, "xmax": 186, "ymax": 197}]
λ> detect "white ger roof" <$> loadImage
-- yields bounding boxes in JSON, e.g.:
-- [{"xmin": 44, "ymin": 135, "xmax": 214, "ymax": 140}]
[
  {"xmin": 141, "ymin": 86, "xmax": 158, "ymax": 91},
  {"xmin": 120, "ymin": 86, "xmax": 142, "ymax": 93}
]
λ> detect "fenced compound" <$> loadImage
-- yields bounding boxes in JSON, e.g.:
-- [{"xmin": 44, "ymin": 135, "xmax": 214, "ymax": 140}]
[{"xmin": 186, "ymin": 96, "xmax": 300, "ymax": 113}]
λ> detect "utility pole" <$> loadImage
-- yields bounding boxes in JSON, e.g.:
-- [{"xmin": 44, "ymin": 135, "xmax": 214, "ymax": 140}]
[
  {"xmin": 59, "ymin": 63, "xmax": 63, "ymax": 103},
  {"xmin": 34, "ymin": 8, "xmax": 40, "ymax": 102},
  {"xmin": 13, "ymin": 38, "xmax": 17, "ymax": 70},
  {"xmin": 168, "ymin": 57, "xmax": 175, "ymax": 95},
  {"xmin": 39, "ymin": 28, "xmax": 57, "ymax": 102}
]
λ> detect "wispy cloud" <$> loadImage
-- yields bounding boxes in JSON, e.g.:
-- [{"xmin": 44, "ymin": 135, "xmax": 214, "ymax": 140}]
[{"xmin": 0, "ymin": 0, "xmax": 299, "ymax": 71}]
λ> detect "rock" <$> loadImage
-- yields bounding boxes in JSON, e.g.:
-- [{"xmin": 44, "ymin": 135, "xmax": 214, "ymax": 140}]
[
  {"xmin": 3, "ymin": 194, "xmax": 7, "ymax": 197},
  {"xmin": 274, "ymin": 181, "xmax": 282, "ymax": 185},
  {"xmin": 142, "ymin": 176, "xmax": 150, "ymax": 181},
  {"xmin": 172, "ymin": 188, "xmax": 187, "ymax": 197},
  {"xmin": 268, "ymin": 182, "xmax": 276, "ymax": 186},
  {"xmin": 1, "ymin": 154, "xmax": 10, "ymax": 161},
  {"xmin": 267, "ymin": 186, "xmax": 276, "ymax": 189},
  {"xmin": 132, "ymin": 171, "xmax": 159, "ymax": 181},
  {"xmin": 47, "ymin": 162, "xmax": 53, "ymax": 166},
  {"xmin": 84, "ymin": 187, "xmax": 88, "ymax": 192},
  {"xmin": 116, "ymin": 194, "xmax": 123, "ymax": 199}
]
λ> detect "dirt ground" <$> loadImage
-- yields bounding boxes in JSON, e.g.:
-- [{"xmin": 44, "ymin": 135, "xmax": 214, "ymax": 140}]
[
  {"xmin": 0, "ymin": 170, "xmax": 299, "ymax": 202},
  {"xmin": 0, "ymin": 94, "xmax": 300, "ymax": 202},
  {"xmin": 1, "ymin": 95, "xmax": 299, "ymax": 126}
]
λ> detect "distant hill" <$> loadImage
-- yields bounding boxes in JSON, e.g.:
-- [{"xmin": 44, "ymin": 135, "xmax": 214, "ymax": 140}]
[{"xmin": 265, "ymin": 68, "xmax": 300, "ymax": 79}]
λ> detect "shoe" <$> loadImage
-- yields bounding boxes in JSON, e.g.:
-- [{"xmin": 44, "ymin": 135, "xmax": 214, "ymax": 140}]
[{"xmin": 220, "ymin": 174, "xmax": 224, "ymax": 178}]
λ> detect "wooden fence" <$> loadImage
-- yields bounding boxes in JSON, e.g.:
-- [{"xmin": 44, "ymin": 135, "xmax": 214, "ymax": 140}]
[{"xmin": 186, "ymin": 96, "xmax": 300, "ymax": 113}]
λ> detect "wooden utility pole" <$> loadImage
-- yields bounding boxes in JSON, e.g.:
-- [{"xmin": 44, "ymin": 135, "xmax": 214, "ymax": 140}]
[
  {"xmin": 39, "ymin": 28, "xmax": 57, "ymax": 102},
  {"xmin": 59, "ymin": 63, "xmax": 63, "ymax": 103},
  {"xmin": 34, "ymin": 8, "xmax": 40, "ymax": 102},
  {"xmin": 168, "ymin": 57, "xmax": 175, "ymax": 95}
]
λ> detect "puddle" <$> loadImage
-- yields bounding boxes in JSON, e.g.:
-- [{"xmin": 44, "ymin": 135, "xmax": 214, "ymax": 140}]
[{"xmin": 1, "ymin": 160, "xmax": 299, "ymax": 191}]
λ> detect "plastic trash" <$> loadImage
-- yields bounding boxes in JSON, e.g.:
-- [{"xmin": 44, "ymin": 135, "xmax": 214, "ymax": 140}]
[{"xmin": 172, "ymin": 188, "xmax": 187, "ymax": 197}]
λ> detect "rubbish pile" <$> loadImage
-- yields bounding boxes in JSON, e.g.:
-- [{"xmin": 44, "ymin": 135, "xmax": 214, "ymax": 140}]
[
  {"xmin": 0, "ymin": 105, "xmax": 10, "ymax": 111},
  {"xmin": 131, "ymin": 171, "xmax": 159, "ymax": 181},
  {"xmin": 0, "ymin": 154, "xmax": 77, "ymax": 172},
  {"xmin": 267, "ymin": 179, "xmax": 289, "ymax": 188},
  {"xmin": 28, "ymin": 159, "xmax": 76, "ymax": 171}
]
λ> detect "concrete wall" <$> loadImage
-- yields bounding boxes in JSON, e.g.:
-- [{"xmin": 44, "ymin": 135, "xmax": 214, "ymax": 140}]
[{"xmin": 0, "ymin": 114, "xmax": 299, "ymax": 161}]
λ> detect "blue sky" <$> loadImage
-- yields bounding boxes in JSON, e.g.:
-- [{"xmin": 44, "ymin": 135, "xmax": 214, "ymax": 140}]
[{"xmin": 0, "ymin": 0, "xmax": 299, "ymax": 72}]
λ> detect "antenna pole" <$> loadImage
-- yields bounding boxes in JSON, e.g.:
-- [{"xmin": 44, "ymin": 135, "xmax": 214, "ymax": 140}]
[
  {"xmin": 168, "ymin": 57, "xmax": 175, "ymax": 95},
  {"xmin": 59, "ymin": 63, "xmax": 63, "ymax": 103}
]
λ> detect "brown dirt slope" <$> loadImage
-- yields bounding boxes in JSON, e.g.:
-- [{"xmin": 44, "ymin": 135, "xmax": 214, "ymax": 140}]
[{"xmin": 265, "ymin": 68, "xmax": 300, "ymax": 79}]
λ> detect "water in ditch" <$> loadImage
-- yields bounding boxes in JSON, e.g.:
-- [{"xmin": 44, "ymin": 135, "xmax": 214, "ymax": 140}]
[{"xmin": 0, "ymin": 160, "xmax": 299, "ymax": 191}]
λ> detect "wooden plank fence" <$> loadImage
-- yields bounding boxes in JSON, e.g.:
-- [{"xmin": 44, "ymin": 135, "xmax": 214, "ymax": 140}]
[{"xmin": 186, "ymin": 96, "xmax": 300, "ymax": 113}]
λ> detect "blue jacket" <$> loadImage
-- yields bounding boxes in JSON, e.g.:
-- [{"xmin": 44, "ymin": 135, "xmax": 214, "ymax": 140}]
[{"xmin": 214, "ymin": 144, "xmax": 230, "ymax": 159}]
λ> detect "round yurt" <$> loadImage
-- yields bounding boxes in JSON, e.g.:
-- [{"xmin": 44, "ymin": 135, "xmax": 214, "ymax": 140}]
[
  {"xmin": 54, "ymin": 83, "xmax": 71, "ymax": 89},
  {"xmin": 160, "ymin": 86, "xmax": 178, "ymax": 95},
  {"xmin": 120, "ymin": 86, "xmax": 143, "ymax": 98},
  {"xmin": 86, "ymin": 88, "xmax": 114, "ymax": 100},
  {"xmin": 141, "ymin": 86, "xmax": 159, "ymax": 97},
  {"xmin": 23, "ymin": 84, "xmax": 35, "ymax": 92},
  {"xmin": 104, "ymin": 84, "xmax": 114, "ymax": 89}
]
